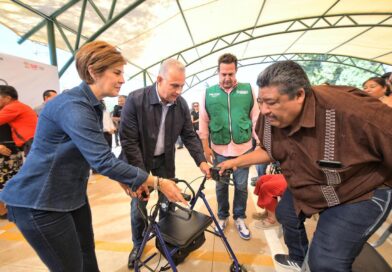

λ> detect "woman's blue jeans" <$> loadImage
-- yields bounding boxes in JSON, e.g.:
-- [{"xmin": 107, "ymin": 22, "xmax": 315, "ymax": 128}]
[
  {"xmin": 276, "ymin": 187, "xmax": 391, "ymax": 272},
  {"xmin": 7, "ymin": 201, "xmax": 99, "ymax": 272}
]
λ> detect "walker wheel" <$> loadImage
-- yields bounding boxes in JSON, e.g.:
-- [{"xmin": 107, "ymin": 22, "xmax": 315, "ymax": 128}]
[{"xmin": 230, "ymin": 262, "xmax": 247, "ymax": 272}]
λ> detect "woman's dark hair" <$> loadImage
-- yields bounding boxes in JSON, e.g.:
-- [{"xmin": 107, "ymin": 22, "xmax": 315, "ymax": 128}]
[
  {"xmin": 0, "ymin": 85, "xmax": 18, "ymax": 100},
  {"xmin": 381, "ymin": 72, "xmax": 391, "ymax": 80},
  {"xmin": 363, "ymin": 77, "xmax": 391, "ymax": 96}
]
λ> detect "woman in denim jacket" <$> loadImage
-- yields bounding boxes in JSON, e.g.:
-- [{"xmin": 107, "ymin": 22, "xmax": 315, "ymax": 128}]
[{"xmin": 0, "ymin": 41, "xmax": 186, "ymax": 272}]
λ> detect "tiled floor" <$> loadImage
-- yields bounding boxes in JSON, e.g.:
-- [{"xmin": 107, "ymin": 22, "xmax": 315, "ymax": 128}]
[{"xmin": 0, "ymin": 147, "xmax": 391, "ymax": 271}]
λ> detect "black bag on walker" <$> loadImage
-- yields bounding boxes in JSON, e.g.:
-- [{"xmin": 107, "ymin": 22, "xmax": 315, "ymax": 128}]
[
  {"xmin": 156, "ymin": 231, "xmax": 206, "ymax": 265},
  {"xmin": 155, "ymin": 208, "xmax": 212, "ymax": 265}
]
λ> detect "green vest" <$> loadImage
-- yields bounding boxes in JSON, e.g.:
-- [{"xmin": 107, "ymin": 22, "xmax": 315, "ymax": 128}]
[{"xmin": 205, "ymin": 83, "xmax": 253, "ymax": 145}]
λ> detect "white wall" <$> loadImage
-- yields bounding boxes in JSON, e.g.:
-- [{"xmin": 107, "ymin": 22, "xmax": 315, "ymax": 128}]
[{"xmin": 0, "ymin": 53, "xmax": 60, "ymax": 108}]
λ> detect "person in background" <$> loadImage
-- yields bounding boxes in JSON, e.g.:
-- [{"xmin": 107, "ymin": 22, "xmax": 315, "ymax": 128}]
[
  {"xmin": 0, "ymin": 123, "xmax": 23, "ymax": 218},
  {"xmin": 34, "ymin": 89, "xmax": 57, "ymax": 116},
  {"xmin": 176, "ymin": 136, "xmax": 184, "ymax": 149},
  {"xmin": 190, "ymin": 102, "xmax": 200, "ymax": 133},
  {"xmin": 119, "ymin": 58, "xmax": 210, "ymax": 269},
  {"xmin": 250, "ymin": 146, "xmax": 268, "ymax": 187},
  {"xmin": 0, "ymin": 85, "xmax": 37, "ymax": 156},
  {"xmin": 0, "ymin": 41, "xmax": 186, "ymax": 272},
  {"xmin": 253, "ymin": 162, "xmax": 286, "ymax": 229},
  {"xmin": 111, "ymin": 95, "xmax": 126, "ymax": 147},
  {"xmin": 218, "ymin": 60, "xmax": 392, "ymax": 271},
  {"xmin": 101, "ymin": 100, "xmax": 116, "ymax": 148},
  {"xmin": 381, "ymin": 71, "xmax": 391, "ymax": 82},
  {"xmin": 363, "ymin": 76, "xmax": 392, "ymax": 107},
  {"xmin": 199, "ymin": 53, "xmax": 259, "ymax": 240}
]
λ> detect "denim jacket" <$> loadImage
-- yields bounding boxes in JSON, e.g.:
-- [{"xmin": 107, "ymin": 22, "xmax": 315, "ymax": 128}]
[{"xmin": 0, "ymin": 82, "xmax": 148, "ymax": 211}]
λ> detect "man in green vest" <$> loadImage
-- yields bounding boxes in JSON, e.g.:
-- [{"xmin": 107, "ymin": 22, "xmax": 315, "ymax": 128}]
[{"xmin": 199, "ymin": 53, "xmax": 259, "ymax": 240}]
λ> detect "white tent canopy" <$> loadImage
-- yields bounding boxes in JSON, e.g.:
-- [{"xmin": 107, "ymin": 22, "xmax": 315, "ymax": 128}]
[{"xmin": 1, "ymin": 0, "xmax": 391, "ymax": 88}]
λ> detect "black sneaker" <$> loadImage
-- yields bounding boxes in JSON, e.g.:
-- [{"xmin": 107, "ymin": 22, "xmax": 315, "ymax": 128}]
[
  {"xmin": 128, "ymin": 246, "xmax": 140, "ymax": 268},
  {"xmin": 274, "ymin": 254, "xmax": 302, "ymax": 271}
]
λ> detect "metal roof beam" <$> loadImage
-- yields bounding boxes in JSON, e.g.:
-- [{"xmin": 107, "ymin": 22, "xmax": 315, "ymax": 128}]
[
  {"xmin": 74, "ymin": 0, "xmax": 88, "ymax": 50},
  {"xmin": 284, "ymin": 0, "xmax": 340, "ymax": 54},
  {"xmin": 181, "ymin": 53, "xmax": 386, "ymax": 93},
  {"xmin": 241, "ymin": 0, "xmax": 266, "ymax": 57},
  {"xmin": 15, "ymin": 0, "xmax": 80, "ymax": 44},
  {"xmin": 128, "ymin": 12, "xmax": 392, "ymax": 81},
  {"xmin": 59, "ymin": 0, "xmax": 146, "ymax": 76},
  {"xmin": 108, "ymin": 0, "xmax": 117, "ymax": 20},
  {"xmin": 47, "ymin": 20, "xmax": 57, "ymax": 66},
  {"xmin": 87, "ymin": 0, "xmax": 106, "ymax": 23},
  {"xmin": 327, "ymin": 15, "xmax": 392, "ymax": 54},
  {"xmin": 176, "ymin": 0, "xmax": 201, "ymax": 61},
  {"xmin": 53, "ymin": 19, "xmax": 74, "ymax": 53}
]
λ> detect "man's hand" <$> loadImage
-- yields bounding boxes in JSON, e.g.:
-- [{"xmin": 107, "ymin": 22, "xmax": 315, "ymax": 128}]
[
  {"xmin": 217, "ymin": 159, "xmax": 238, "ymax": 174},
  {"xmin": 119, "ymin": 183, "xmax": 150, "ymax": 200},
  {"xmin": 159, "ymin": 179, "xmax": 188, "ymax": 205},
  {"xmin": 0, "ymin": 145, "xmax": 11, "ymax": 156},
  {"xmin": 199, "ymin": 161, "xmax": 211, "ymax": 179},
  {"xmin": 203, "ymin": 146, "xmax": 215, "ymax": 164}
]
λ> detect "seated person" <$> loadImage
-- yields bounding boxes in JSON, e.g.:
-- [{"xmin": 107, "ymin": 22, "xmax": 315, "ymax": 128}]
[
  {"xmin": 0, "ymin": 85, "xmax": 37, "ymax": 156},
  {"xmin": 253, "ymin": 162, "xmax": 287, "ymax": 229},
  {"xmin": 0, "ymin": 124, "xmax": 23, "ymax": 217}
]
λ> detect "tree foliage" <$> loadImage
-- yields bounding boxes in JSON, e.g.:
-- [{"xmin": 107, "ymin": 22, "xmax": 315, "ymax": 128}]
[{"xmin": 297, "ymin": 54, "xmax": 389, "ymax": 88}]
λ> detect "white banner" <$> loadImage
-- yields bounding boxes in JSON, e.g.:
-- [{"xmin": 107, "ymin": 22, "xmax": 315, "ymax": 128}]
[{"xmin": 0, "ymin": 53, "xmax": 60, "ymax": 108}]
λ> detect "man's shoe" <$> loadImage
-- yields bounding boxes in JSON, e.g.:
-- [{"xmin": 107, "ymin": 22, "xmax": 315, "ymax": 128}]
[
  {"xmin": 234, "ymin": 218, "xmax": 251, "ymax": 240},
  {"xmin": 274, "ymin": 254, "xmax": 302, "ymax": 271},
  {"xmin": 128, "ymin": 246, "xmax": 140, "ymax": 269},
  {"xmin": 214, "ymin": 217, "xmax": 229, "ymax": 234}
]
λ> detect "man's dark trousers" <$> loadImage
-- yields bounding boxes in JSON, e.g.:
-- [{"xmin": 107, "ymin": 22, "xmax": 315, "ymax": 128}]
[{"xmin": 276, "ymin": 188, "xmax": 392, "ymax": 271}]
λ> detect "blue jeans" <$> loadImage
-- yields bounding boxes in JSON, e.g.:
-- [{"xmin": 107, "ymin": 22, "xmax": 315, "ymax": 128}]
[
  {"xmin": 176, "ymin": 136, "xmax": 183, "ymax": 147},
  {"xmin": 131, "ymin": 154, "xmax": 169, "ymax": 248},
  {"xmin": 276, "ymin": 188, "xmax": 392, "ymax": 272},
  {"xmin": 214, "ymin": 152, "xmax": 249, "ymax": 220},
  {"xmin": 255, "ymin": 163, "xmax": 267, "ymax": 177},
  {"xmin": 7, "ymin": 201, "xmax": 99, "ymax": 272}
]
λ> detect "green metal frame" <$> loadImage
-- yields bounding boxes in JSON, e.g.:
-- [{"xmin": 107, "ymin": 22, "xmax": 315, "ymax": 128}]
[
  {"xmin": 130, "ymin": 12, "xmax": 392, "ymax": 84},
  {"xmin": 9, "ymin": 0, "xmax": 392, "ymax": 83},
  {"xmin": 11, "ymin": 0, "xmax": 145, "ymax": 71},
  {"xmin": 180, "ymin": 53, "xmax": 387, "ymax": 93}
]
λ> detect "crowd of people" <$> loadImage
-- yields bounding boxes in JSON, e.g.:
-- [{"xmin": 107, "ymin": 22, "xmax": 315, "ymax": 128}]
[{"xmin": 0, "ymin": 40, "xmax": 391, "ymax": 272}]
